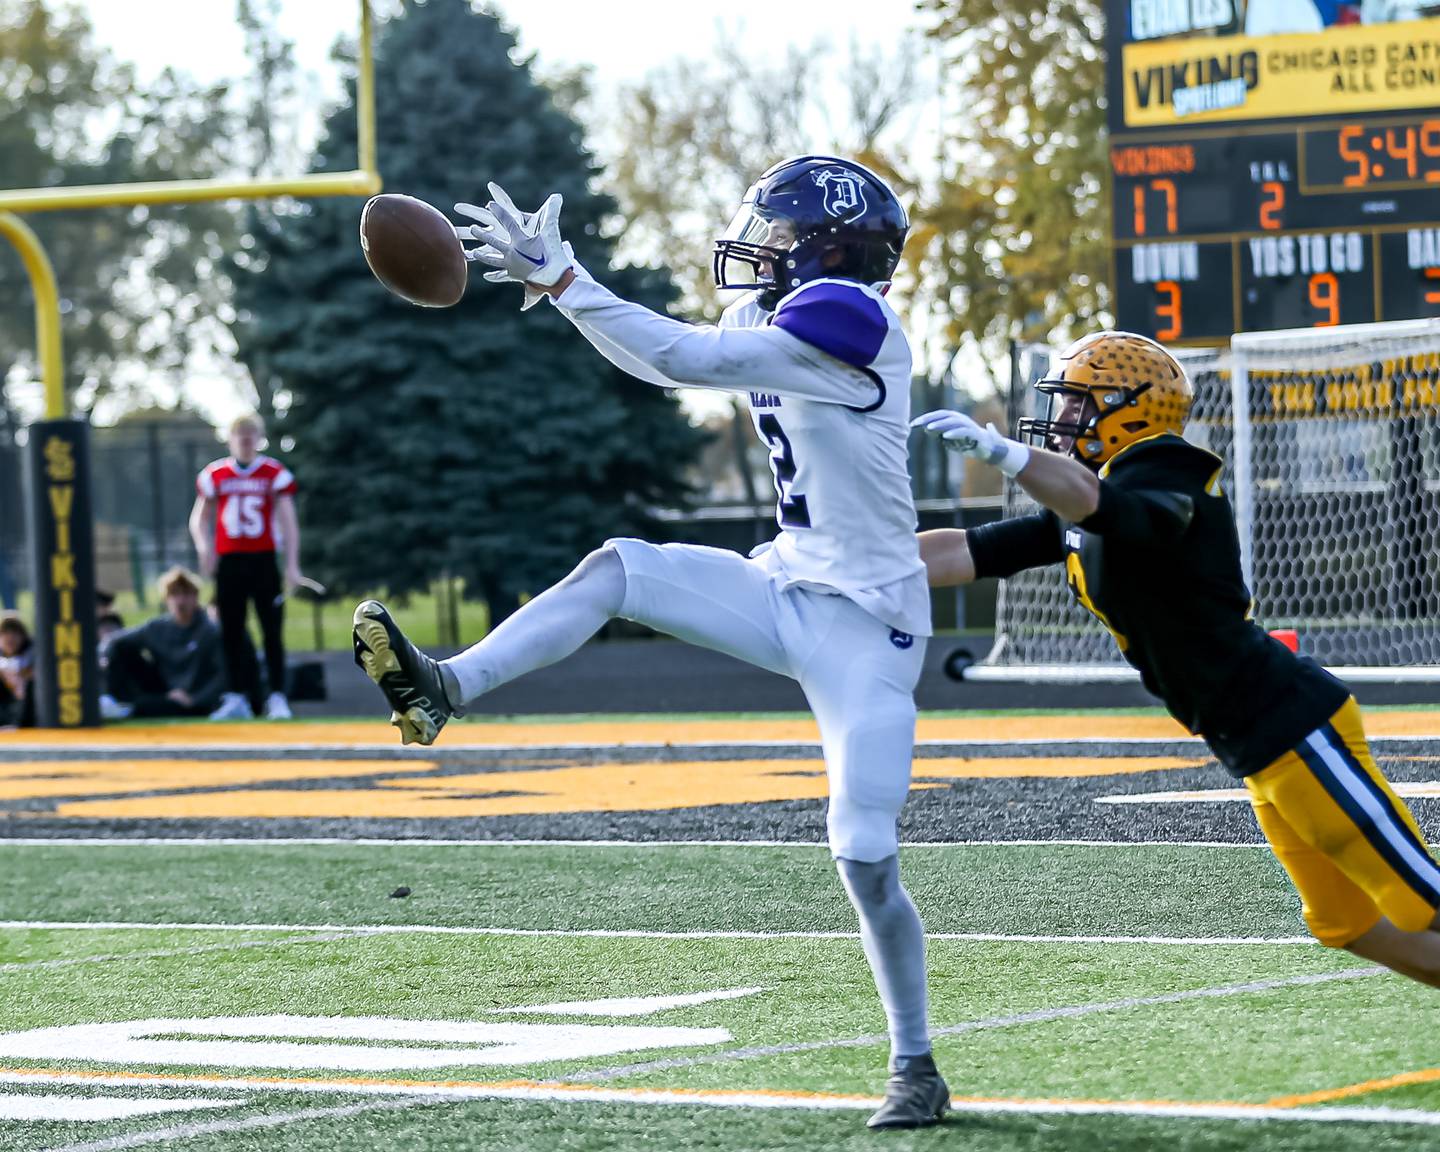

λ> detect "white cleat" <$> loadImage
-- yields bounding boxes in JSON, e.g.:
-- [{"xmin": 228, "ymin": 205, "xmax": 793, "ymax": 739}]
[{"xmin": 263, "ymin": 692, "xmax": 293, "ymax": 720}]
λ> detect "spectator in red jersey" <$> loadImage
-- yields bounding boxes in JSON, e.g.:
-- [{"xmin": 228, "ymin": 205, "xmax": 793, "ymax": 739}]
[{"xmin": 189, "ymin": 413, "xmax": 306, "ymax": 720}]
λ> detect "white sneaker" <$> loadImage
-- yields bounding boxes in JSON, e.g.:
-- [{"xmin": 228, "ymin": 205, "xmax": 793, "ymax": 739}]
[
  {"xmin": 264, "ymin": 692, "xmax": 293, "ymax": 720},
  {"xmin": 99, "ymin": 694, "xmax": 134, "ymax": 721},
  {"xmin": 209, "ymin": 692, "xmax": 254, "ymax": 720}
]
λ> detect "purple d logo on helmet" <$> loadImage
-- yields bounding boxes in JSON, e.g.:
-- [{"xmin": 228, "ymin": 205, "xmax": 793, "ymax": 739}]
[{"xmin": 813, "ymin": 169, "xmax": 868, "ymax": 224}]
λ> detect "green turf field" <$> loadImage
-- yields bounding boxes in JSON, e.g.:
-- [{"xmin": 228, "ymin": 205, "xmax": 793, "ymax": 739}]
[{"xmin": 3, "ymin": 841, "xmax": 1440, "ymax": 1150}]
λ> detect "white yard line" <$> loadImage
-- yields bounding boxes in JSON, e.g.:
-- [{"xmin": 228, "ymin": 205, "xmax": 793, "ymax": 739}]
[
  {"xmin": 569, "ymin": 967, "xmax": 1382, "ymax": 1081},
  {"xmin": 0, "ymin": 920, "xmax": 1316, "ymax": 946},
  {"xmin": 5, "ymin": 1068, "xmax": 1440, "ymax": 1130},
  {"xmin": 0, "ymin": 932, "xmax": 359, "ymax": 974},
  {"xmin": 0, "ymin": 837, "xmax": 1274, "ymax": 848},
  {"xmin": 32, "ymin": 1098, "xmax": 428, "ymax": 1152}
]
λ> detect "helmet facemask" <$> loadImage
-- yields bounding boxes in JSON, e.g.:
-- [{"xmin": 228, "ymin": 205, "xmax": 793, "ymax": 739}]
[
  {"xmin": 1019, "ymin": 384, "xmax": 1105, "ymax": 465},
  {"xmin": 712, "ymin": 203, "xmax": 797, "ymax": 309},
  {"xmin": 1019, "ymin": 381, "xmax": 1157, "ymax": 468}
]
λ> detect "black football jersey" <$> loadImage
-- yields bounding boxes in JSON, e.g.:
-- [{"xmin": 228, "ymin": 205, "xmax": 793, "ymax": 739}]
[{"xmin": 968, "ymin": 435, "xmax": 1348, "ymax": 777}]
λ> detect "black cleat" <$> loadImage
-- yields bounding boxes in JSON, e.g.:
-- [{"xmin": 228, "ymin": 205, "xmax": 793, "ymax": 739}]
[
  {"xmin": 867, "ymin": 1053, "xmax": 949, "ymax": 1130},
  {"xmin": 352, "ymin": 600, "xmax": 455, "ymax": 746}
]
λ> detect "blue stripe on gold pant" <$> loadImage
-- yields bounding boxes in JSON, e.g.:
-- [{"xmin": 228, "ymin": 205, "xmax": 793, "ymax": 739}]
[{"xmin": 1296, "ymin": 727, "xmax": 1440, "ymax": 908}]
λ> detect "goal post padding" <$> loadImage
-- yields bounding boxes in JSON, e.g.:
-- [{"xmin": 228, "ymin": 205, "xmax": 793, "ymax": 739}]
[{"xmin": 973, "ymin": 321, "xmax": 1440, "ymax": 682}]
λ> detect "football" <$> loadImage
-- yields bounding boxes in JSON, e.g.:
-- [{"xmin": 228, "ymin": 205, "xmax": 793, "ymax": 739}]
[{"xmin": 359, "ymin": 194, "xmax": 468, "ymax": 308}]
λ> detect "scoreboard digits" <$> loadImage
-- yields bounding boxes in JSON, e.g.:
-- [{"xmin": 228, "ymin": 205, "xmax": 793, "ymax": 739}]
[{"xmin": 1113, "ymin": 113, "xmax": 1440, "ymax": 343}]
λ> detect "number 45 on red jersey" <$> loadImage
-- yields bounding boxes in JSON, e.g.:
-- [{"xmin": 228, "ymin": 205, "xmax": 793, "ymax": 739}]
[{"xmin": 197, "ymin": 455, "xmax": 297, "ymax": 555}]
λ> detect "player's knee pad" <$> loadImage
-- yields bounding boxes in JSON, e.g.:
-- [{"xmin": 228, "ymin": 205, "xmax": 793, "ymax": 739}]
[
  {"xmin": 827, "ymin": 797, "xmax": 901, "ymax": 863},
  {"xmin": 824, "ymin": 715, "xmax": 914, "ymax": 863},
  {"xmin": 566, "ymin": 544, "xmax": 627, "ymax": 616}
]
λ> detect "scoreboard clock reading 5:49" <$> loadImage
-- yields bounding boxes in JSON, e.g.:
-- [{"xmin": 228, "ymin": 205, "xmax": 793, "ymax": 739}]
[{"xmin": 1105, "ymin": 1, "xmax": 1440, "ymax": 345}]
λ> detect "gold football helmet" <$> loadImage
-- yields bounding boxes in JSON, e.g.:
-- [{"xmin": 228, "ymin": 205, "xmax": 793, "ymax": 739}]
[{"xmin": 1017, "ymin": 331, "xmax": 1193, "ymax": 467}]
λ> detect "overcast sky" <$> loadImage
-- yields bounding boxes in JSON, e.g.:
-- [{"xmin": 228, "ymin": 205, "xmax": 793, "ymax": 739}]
[{"xmin": 63, "ymin": 1, "xmax": 933, "ymax": 425}]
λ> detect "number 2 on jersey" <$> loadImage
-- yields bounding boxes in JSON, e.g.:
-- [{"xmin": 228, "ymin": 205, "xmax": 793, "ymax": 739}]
[{"xmin": 758, "ymin": 414, "xmax": 811, "ymax": 529}]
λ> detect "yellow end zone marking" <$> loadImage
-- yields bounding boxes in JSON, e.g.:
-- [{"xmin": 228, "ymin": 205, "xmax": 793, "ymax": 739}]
[
  {"xmin": 44, "ymin": 757, "xmax": 1203, "ymax": 820},
  {"xmin": 0, "ymin": 760, "xmax": 414, "ymax": 801},
  {"xmin": 5, "ymin": 709, "xmax": 1440, "ymax": 750},
  {"xmin": 1268, "ymin": 1067, "xmax": 1440, "ymax": 1108}
]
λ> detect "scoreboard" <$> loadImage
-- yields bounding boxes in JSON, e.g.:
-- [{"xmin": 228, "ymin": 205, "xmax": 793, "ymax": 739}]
[{"xmin": 1105, "ymin": 3, "xmax": 1440, "ymax": 345}]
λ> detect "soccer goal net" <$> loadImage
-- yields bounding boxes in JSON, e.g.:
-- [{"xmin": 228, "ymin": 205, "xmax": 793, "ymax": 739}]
[{"xmin": 971, "ymin": 319, "xmax": 1440, "ymax": 682}]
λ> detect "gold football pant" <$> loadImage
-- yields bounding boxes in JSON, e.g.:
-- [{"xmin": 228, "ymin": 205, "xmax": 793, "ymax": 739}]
[{"xmin": 1246, "ymin": 697, "xmax": 1440, "ymax": 947}]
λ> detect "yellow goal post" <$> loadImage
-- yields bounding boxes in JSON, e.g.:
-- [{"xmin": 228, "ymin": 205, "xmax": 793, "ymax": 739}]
[
  {"xmin": 0, "ymin": 0, "xmax": 381, "ymax": 421},
  {"xmin": 1, "ymin": 1, "xmax": 381, "ymax": 727}
]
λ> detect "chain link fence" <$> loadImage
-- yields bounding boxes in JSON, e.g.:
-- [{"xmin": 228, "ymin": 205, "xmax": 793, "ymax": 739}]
[{"xmin": 1, "ymin": 418, "xmax": 220, "ymax": 612}]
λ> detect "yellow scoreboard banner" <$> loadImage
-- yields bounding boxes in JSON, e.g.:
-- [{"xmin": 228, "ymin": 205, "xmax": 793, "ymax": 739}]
[{"xmin": 1122, "ymin": 18, "xmax": 1440, "ymax": 128}]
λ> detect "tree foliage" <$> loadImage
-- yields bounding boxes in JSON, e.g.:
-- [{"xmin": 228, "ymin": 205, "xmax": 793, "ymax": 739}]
[
  {"xmin": 918, "ymin": 0, "xmax": 1109, "ymax": 366},
  {"xmin": 601, "ymin": 35, "xmax": 926, "ymax": 322},
  {"xmin": 230, "ymin": 0, "xmax": 703, "ymax": 608},
  {"xmin": 0, "ymin": 0, "xmax": 242, "ymax": 419}
]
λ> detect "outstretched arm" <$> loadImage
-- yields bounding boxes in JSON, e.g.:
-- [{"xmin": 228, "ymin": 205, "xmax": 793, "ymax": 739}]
[
  {"xmin": 910, "ymin": 410, "xmax": 1099, "ymax": 522},
  {"xmin": 913, "ymin": 411, "xmax": 1196, "ymax": 542},
  {"xmin": 456, "ymin": 185, "xmax": 880, "ymax": 406},
  {"xmin": 545, "ymin": 270, "xmax": 881, "ymax": 405},
  {"xmin": 921, "ymin": 512, "xmax": 1064, "ymax": 588},
  {"xmin": 919, "ymin": 529, "xmax": 976, "ymax": 587},
  {"xmin": 1011, "ymin": 446, "xmax": 1101, "ymax": 524}
]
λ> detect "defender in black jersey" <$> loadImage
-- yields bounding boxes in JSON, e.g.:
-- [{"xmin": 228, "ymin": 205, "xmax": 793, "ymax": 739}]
[{"xmin": 914, "ymin": 331, "xmax": 1440, "ymax": 988}]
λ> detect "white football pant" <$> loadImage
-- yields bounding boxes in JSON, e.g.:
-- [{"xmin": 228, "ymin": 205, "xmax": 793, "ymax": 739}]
[{"xmin": 607, "ymin": 538, "xmax": 924, "ymax": 862}]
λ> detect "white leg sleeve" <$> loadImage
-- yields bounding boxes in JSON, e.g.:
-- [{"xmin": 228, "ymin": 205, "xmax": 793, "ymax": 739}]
[
  {"xmin": 836, "ymin": 854, "xmax": 932, "ymax": 1059},
  {"xmin": 441, "ymin": 547, "xmax": 626, "ymax": 705}
]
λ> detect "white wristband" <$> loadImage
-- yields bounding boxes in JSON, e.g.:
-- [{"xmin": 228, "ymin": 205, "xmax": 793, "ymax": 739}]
[{"xmin": 993, "ymin": 437, "xmax": 1031, "ymax": 478}]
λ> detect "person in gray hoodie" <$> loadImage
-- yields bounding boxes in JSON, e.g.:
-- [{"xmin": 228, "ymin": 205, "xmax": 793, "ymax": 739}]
[{"xmin": 100, "ymin": 568, "xmax": 226, "ymax": 720}]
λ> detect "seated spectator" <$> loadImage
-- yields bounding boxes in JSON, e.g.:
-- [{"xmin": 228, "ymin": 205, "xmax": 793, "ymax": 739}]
[
  {"xmin": 100, "ymin": 568, "xmax": 225, "ymax": 720},
  {"xmin": 97, "ymin": 611, "xmax": 126, "ymax": 670},
  {"xmin": 0, "ymin": 612, "xmax": 34, "ymax": 728}
]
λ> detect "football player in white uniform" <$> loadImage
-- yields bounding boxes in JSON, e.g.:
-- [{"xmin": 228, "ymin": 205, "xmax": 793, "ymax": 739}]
[{"xmin": 353, "ymin": 157, "xmax": 947, "ymax": 1127}]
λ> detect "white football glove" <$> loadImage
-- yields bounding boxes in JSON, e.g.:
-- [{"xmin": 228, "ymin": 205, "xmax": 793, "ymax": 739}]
[
  {"xmin": 911, "ymin": 409, "xmax": 1031, "ymax": 477},
  {"xmin": 454, "ymin": 182, "xmax": 572, "ymax": 311}
]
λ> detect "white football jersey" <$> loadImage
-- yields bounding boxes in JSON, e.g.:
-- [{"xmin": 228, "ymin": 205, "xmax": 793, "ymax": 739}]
[
  {"xmin": 719, "ymin": 281, "xmax": 929, "ymax": 637},
  {"xmin": 553, "ymin": 268, "xmax": 930, "ymax": 637}
]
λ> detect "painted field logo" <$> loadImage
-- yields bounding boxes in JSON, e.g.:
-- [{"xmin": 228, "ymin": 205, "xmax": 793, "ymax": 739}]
[
  {"xmin": 0, "ymin": 991, "xmax": 762, "ymax": 1073},
  {"xmin": 0, "ymin": 1014, "xmax": 732, "ymax": 1070}
]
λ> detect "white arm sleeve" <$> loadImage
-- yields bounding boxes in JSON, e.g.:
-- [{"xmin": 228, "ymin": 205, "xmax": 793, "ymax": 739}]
[{"xmin": 551, "ymin": 271, "xmax": 879, "ymax": 406}]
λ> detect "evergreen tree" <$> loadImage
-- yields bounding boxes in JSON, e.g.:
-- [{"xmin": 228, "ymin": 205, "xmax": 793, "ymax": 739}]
[{"xmin": 230, "ymin": 0, "xmax": 703, "ymax": 613}]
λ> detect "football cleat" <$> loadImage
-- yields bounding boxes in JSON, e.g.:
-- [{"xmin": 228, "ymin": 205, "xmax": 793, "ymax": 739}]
[
  {"xmin": 866, "ymin": 1053, "xmax": 950, "ymax": 1130},
  {"xmin": 352, "ymin": 600, "xmax": 454, "ymax": 746}
]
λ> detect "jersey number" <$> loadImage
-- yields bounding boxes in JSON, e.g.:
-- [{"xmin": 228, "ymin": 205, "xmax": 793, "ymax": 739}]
[
  {"xmin": 221, "ymin": 494, "xmax": 266, "ymax": 540},
  {"xmin": 758, "ymin": 414, "xmax": 811, "ymax": 529}
]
